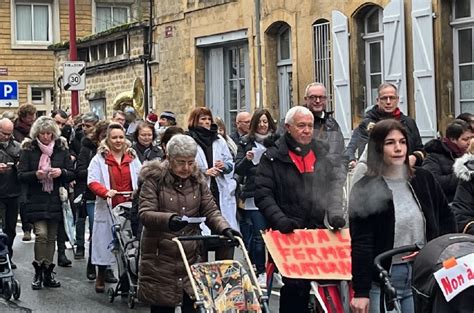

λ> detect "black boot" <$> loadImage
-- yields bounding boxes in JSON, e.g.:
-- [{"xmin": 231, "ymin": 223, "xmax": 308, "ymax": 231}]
[
  {"xmin": 43, "ymin": 263, "xmax": 61, "ymax": 288},
  {"xmin": 104, "ymin": 268, "xmax": 118, "ymax": 283},
  {"xmin": 32, "ymin": 261, "xmax": 43, "ymax": 290},
  {"xmin": 86, "ymin": 259, "xmax": 96, "ymax": 280},
  {"xmin": 57, "ymin": 252, "xmax": 72, "ymax": 267}
]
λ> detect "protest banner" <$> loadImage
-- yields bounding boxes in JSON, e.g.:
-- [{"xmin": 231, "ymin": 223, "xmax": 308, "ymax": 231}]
[
  {"xmin": 434, "ymin": 253, "xmax": 474, "ymax": 302},
  {"xmin": 262, "ymin": 229, "xmax": 351, "ymax": 280}
]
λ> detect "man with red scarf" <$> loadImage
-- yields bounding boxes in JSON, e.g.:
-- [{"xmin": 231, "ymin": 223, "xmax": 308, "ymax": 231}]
[
  {"xmin": 344, "ymin": 82, "xmax": 425, "ymax": 168},
  {"xmin": 423, "ymin": 119, "xmax": 473, "ymax": 202}
]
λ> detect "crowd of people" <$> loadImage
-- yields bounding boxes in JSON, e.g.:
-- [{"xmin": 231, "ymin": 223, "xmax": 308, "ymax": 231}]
[{"xmin": 0, "ymin": 80, "xmax": 472, "ymax": 313}]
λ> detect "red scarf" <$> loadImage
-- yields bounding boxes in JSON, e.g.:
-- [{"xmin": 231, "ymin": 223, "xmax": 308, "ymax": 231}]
[
  {"xmin": 391, "ymin": 107, "xmax": 401, "ymax": 120},
  {"xmin": 288, "ymin": 149, "xmax": 317, "ymax": 174}
]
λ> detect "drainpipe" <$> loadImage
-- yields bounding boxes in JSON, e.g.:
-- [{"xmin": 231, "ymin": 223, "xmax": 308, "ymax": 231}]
[
  {"xmin": 255, "ymin": 0, "xmax": 263, "ymax": 109},
  {"xmin": 69, "ymin": 0, "xmax": 78, "ymax": 116}
]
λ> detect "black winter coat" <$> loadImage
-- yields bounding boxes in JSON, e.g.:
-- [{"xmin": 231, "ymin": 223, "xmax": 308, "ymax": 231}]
[
  {"xmin": 234, "ymin": 134, "xmax": 278, "ymax": 200},
  {"xmin": 0, "ymin": 138, "xmax": 21, "ymax": 198},
  {"xmin": 349, "ymin": 168, "xmax": 456, "ymax": 298},
  {"xmin": 344, "ymin": 106, "xmax": 424, "ymax": 164},
  {"xmin": 313, "ymin": 111, "xmax": 346, "ymax": 165},
  {"xmin": 255, "ymin": 136, "xmax": 345, "ymax": 230},
  {"xmin": 422, "ymin": 139, "xmax": 459, "ymax": 202},
  {"xmin": 451, "ymin": 154, "xmax": 474, "ymax": 234},
  {"xmin": 75, "ymin": 137, "xmax": 97, "ymax": 201},
  {"xmin": 131, "ymin": 142, "xmax": 163, "ymax": 164},
  {"xmin": 17, "ymin": 138, "xmax": 75, "ymax": 222}
]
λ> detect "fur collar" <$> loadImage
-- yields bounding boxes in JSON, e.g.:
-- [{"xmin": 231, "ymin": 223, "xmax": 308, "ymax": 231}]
[{"xmin": 453, "ymin": 154, "xmax": 474, "ymax": 182}]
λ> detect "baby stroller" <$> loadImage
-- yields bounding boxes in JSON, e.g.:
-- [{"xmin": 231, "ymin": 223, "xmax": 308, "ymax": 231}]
[
  {"xmin": 173, "ymin": 235, "xmax": 271, "ymax": 312},
  {"xmin": 374, "ymin": 233, "xmax": 474, "ymax": 313},
  {"xmin": 0, "ymin": 231, "xmax": 20, "ymax": 300},
  {"xmin": 106, "ymin": 197, "xmax": 140, "ymax": 309}
]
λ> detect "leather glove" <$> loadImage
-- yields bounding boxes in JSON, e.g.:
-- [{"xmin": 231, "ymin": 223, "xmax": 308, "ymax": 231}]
[
  {"xmin": 222, "ymin": 228, "xmax": 241, "ymax": 242},
  {"xmin": 328, "ymin": 213, "xmax": 346, "ymax": 230},
  {"xmin": 274, "ymin": 217, "xmax": 300, "ymax": 234},
  {"xmin": 169, "ymin": 215, "xmax": 188, "ymax": 231}
]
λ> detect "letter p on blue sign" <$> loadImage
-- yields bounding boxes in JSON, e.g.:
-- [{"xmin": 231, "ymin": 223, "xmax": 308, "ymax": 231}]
[{"xmin": 0, "ymin": 81, "xmax": 19, "ymax": 108}]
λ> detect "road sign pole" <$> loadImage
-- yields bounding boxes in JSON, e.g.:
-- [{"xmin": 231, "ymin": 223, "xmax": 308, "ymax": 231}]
[{"xmin": 69, "ymin": 0, "xmax": 79, "ymax": 117}]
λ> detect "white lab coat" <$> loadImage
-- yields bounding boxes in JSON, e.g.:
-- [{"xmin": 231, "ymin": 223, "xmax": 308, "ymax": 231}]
[
  {"xmin": 195, "ymin": 136, "xmax": 239, "ymax": 232},
  {"xmin": 87, "ymin": 153, "xmax": 141, "ymax": 265}
]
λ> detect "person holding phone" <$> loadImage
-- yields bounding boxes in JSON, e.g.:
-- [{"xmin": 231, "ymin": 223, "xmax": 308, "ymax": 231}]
[
  {"xmin": 17, "ymin": 116, "xmax": 75, "ymax": 290},
  {"xmin": 0, "ymin": 118, "xmax": 21, "ymax": 269}
]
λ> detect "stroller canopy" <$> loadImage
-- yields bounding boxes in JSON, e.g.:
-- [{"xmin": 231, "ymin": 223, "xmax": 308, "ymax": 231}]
[{"xmin": 412, "ymin": 233, "xmax": 474, "ymax": 313}]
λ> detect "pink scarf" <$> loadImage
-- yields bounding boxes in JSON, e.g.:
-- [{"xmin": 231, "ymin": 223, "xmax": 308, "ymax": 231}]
[{"xmin": 37, "ymin": 140, "xmax": 55, "ymax": 193}]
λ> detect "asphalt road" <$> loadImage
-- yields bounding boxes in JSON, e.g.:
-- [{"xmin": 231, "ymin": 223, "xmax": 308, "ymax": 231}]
[{"xmin": 0, "ymin": 224, "xmax": 280, "ymax": 312}]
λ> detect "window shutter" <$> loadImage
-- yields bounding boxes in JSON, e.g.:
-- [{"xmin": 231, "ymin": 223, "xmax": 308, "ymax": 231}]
[
  {"xmin": 383, "ymin": 0, "xmax": 407, "ymax": 113},
  {"xmin": 412, "ymin": 0, "xmax": 437, "ymax": 141},
  {"xmin": 205, "ymin": 47, "xmax": 225, "ymax": 118},
  {"xmin": 331, "ymin": 10, "xmax": 352, "ymax": 142}
]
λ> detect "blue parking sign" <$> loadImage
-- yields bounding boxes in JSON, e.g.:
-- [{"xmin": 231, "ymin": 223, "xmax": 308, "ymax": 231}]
[{"xmin": 0, "ymin": 80, "xmax": 19, "ymax": 108}]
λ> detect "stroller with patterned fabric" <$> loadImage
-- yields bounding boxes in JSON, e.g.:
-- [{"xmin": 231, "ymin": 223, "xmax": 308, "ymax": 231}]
[{"xmin": 173, "ymin": 235, "xmax": 271, "ymax": 312}]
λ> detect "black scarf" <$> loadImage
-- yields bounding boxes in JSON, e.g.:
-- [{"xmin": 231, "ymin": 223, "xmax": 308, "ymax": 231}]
[
  {"xmin": 135, "ymin": 142, "xmax": 152, "ymax": 161},
  {"xmin": 285, "ymin": 132, "xmax": 312, "ymax": 156},
  {"xmin": 188, "ymin": 125, "xmax": 218, "ymax": 168}
]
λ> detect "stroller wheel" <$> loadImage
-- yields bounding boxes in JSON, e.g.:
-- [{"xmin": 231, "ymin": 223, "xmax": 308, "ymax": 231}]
[
  {"xmin": 12, "ymin": 279, "xmax": 20, "ymax": 300},
  {"xmin": 107, "ymin": 287, "xmax": 115, "ymax": 303},
  {"xmin": 127, "ymin": 292, "xmax": 135, "ymax": 309},
  {"xmin": 2, "ymin": 280, "xmax": 12, "ymax": 300}
]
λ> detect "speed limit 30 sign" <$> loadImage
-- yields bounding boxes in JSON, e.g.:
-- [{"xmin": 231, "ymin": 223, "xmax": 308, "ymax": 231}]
[{"xmin": 63, "ymin": 61, "xmax": 86, "ymax": 91}]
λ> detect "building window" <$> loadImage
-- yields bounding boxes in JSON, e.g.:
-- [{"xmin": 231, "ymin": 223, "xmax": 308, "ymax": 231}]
[
  {"xmin": 95, "ymin": 5, "xmax": 129, "ymax": 33},
  {"xmin": 313, "ymin": 20, "xmax": 333, "ymax": 111},
  {"xmin": 363, "ymin": 7, "xmax": 384, "ymax": 109},
  {"xmin": 89, "ymin": 98, "xmax": 106, "ymax": 120},
  {"xmin": 225, "ymin": 46, "xmax": 248, "ymax": 131},
  {"xmin": 14, "ymin": 2, "xmax": 52, "ymax": 45},
  {"xmin": 77, "ymin": 37, "xmax": 128, "ymax": 64},
  {"xmin": 31, "ymin": 87, "xmax": 53, "ymax": 104},
  {"xmin": 277, "ymin": 25, "xmax": 293, "ymax": 119},
  {"xmin": 453, "ymin": 0, "xmax": 474, "ymax": 114}
]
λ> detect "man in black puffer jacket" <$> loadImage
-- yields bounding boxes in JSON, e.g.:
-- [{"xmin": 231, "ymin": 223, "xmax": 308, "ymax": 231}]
[
  {"xmin": 344, "ymin": 82, "xmax": 425, "ymax": 168},
  {"xmin": 255, "ymin": 106, "xmax": 346, "ymax": 312}
]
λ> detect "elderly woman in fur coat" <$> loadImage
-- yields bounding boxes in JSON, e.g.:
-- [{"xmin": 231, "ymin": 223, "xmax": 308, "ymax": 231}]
[
  {"xmin": 137, "ymin": 134, "xmax": 240, "ymax": 313},
  {"xmin": 17, "ymin": 116, "xmax": 75, "ymax": 290}
]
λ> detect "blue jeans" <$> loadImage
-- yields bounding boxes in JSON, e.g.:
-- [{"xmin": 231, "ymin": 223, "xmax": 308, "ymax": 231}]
[
  {"xmin": 369, "ymin": 263, "xmax": 414, "ymax": 313},
  {"xmin": 75, "ymin": 201, "xmax": 95, "ymax": 247},
  {"xmin": 240, "ymin": 210, "xmax": 266, "ymax": 274}
]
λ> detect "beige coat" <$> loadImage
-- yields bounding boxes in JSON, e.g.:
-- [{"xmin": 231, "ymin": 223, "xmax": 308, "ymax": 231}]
[{"xmin": 137, "ymin": 160, "xmax": 230, "ymax": 307}]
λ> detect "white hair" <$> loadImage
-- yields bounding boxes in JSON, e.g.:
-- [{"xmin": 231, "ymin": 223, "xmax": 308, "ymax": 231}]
[
  {"xmin": 29, "ymin": 116, "xmax": 61, "ymax": 141},
  {"xmin": 304, "ymin": 82, "xmax": 326, "ymax": 96},
  {"xmin": 166, "ymin": 134, "xmax": 197, "ymax": 158},
  {"xmin": 284, "ymin": 106, "xmax": 313, "ymax": 125}
]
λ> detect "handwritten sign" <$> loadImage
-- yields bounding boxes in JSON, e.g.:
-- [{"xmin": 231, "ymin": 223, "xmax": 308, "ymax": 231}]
[
  {"xmin": 434, "ymin": 253, "xmax": 474, "ymax": 302},
  {"xmin": 262, "ymin": 229, "xmax": 352, "ymax": 280}
]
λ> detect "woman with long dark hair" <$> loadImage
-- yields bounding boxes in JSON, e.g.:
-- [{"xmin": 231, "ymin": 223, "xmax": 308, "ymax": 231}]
[
  {"xmin": 349, "ymin": 119, "xmax": 456, "ymax": 313},
  {"xmin": 235, "ymin": 109, "xmax": 277, "ymax": 283}
]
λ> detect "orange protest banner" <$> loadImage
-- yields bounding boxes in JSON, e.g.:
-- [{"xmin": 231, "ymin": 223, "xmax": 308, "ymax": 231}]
[{"xmin": 262, "ymin": 229, "xmax": 352, "ymax": 280}]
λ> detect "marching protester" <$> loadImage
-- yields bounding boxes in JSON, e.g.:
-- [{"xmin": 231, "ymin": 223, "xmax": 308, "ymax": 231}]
[
  {"xmin": 154, "ymin": 110, "xmax": 177, "ymax": 143},
  {"xmin": 349, "ymin": 119, "xmax": 456, "ymax": 313},
  {"xmin": 423, "ymin": 119, "xmax": 473, "ymax": 202},
  {"xmin": 17, "ymin": 116, "xmax": 75, "ymax": 290},
  {"xmin": 131, "ymin": 121, "xmax": 163, "ymax": 163},
  {"xmin": 235, "ymin": 108, "xmax": 278, "ymax": 285},
  {"xmin": 0, "ymin": 118, "xmax": 21, "ymax": 268},
  {"xmin": 75, "ymin": 119, "xmax": 107, "ymax": 279},
  {"xmin": 137, "ymin": 134, "xmax": 238, "ymax": 313},
  {"xmin": 344, "ymin": 83, "xmax": 425, "ymax": 169},
  {"xmin": 255, "ymin": 106, "xmax": 346, "ymax": 312},
  {"xmin": 215, "ymin": 116, "xmax": 238, "ymax": 158},
  {"xmin": 451, "ymin": 139, "xmax": 474, "ymax": 234},
  {"xmin": 187, "ymin": 107, "xmax": 238, "ymax": 260},
  {"xmin": 230, "ymin": 111, "xmax": 251, "ymax": 144},
  {"xmin": 87, "ymin": 123, "xmax": 141, "ymax": 293},
  {"xmin": 14, "ymin": 104, "xmax": 37, "ymax": 241}
]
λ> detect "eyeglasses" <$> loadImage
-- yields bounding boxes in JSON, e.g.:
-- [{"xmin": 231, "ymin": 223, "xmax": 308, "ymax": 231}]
[
  {"xmin": 307, "ymin": 95, "xmax": 327, "ymax": 101},
  {"xmin": 379, "ymin": 96, "xmax": 398, "ymax": 102}
]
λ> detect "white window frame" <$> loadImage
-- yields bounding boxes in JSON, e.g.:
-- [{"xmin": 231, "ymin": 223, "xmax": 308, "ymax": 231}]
[
  {"xmin": 10, "ymin": 0, "xmax": 60, "ymax": 49},
  {"xmin": 93, "ymin": 3, "xmax": 130, "ymax": 33},
  {"xmin": 362, "ymin": 7, "xmax": 384, "ymax": 109},
  {"xmin": 277, "ymin": 25, "xmax": 292, "ymax": 66},
  {"xmin": 452, "ymin": 0, "xmax": 474, "ymax": 115},
  {"xmin": 313, "ymin": 20, "xmax": 333, "ymax": 111},
  {"xmin": 27, "ymin": 85, "xmax": 54, "ymax": 113}
]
